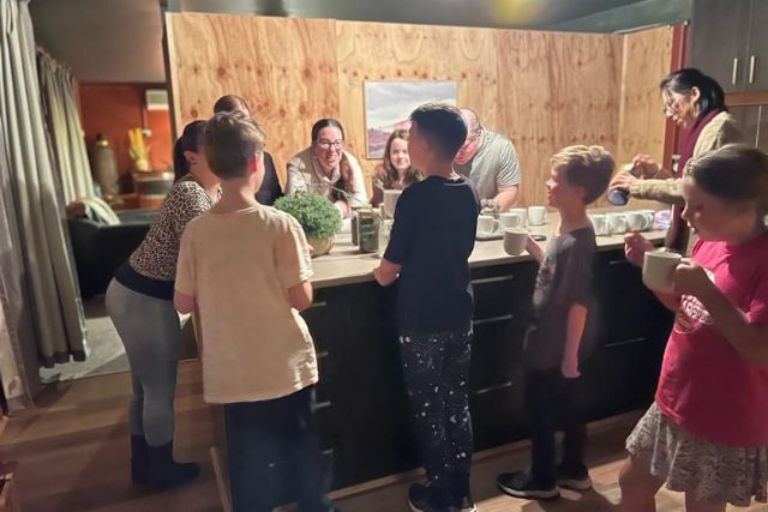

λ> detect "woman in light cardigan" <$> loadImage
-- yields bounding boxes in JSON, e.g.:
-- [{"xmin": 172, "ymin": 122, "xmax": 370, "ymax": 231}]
[
  {"xmin": 610, "ymin": 68, "xmax": 742, "ymax": 260},
  {"xmin": 285, "ymin": 118, "xmax": 368, "ymax": 216}
]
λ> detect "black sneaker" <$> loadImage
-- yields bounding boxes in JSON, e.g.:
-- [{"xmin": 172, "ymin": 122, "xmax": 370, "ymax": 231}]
[
  {"xmin": 497, "ymin": 471, "xmax": 560, "ymax": 500},
  {"xmin": 556, "ymin": 464, "xmax": 592, "ymax": 491},
  {"xmin": 408, "ymin": 483, "xmax": 451, "ymax": 512}
]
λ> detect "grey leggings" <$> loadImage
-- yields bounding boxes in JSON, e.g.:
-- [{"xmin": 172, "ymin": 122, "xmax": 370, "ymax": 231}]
[{"xmin": 106, "ymin": 279, "xmax": 181, "ymax": 447}]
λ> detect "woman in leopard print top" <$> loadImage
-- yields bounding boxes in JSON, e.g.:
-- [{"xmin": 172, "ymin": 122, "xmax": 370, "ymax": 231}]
[{"xmin": 106, "ymin": 120, "xmax": 219, "ymax": 490}]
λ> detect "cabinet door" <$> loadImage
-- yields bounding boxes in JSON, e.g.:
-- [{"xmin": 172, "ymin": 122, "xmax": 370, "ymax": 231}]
[
  {"xmin": 745, "ymin": 0, "xmax": 768, "ymax": 89},
  {"xmin": 729, "ymin": 105, "xmax": 760, "ymax": 147},
  {"xmin": 690, "ymin": 0, "xmax": 751, "ymax": 92}
]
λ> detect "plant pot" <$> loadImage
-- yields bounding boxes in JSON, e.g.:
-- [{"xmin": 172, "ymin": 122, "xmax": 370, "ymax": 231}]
[{"xmin": 307, "ymin": 235, "xmax": 334, "ymax": 257}]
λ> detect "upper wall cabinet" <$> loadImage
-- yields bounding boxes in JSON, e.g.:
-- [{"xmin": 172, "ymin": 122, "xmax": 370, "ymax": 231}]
[{"xmin": 691, "ymin": 0, "xmax": 768, "ymax": 92}]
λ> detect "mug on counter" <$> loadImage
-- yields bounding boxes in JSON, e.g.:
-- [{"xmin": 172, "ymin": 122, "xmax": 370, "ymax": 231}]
[
  {"xmin": 527, "ymin": 206, "xmax": 547, "ymax": 226},
  {"xmin": 625, "ymin": 210, "xmax": 652, "ymax": 232},
  {"xmin": 500, "ymin": 210, "xmax": 526, "ymax": 229},
  {"xmin": 589, "ymin": 213, "xmax": 609, "ymax": 236},
  {"xmin": 606, "ymin": 212, "xmax": 627, "ymax": 235},
  {"xmin": 477, "ymin": 215, "xmax": 501, "ymax": 238}
]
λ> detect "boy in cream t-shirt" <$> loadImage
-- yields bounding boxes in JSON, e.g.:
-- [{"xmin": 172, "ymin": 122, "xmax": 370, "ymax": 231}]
[{"xmin": 175, "ymin": 112, "xmax": 333, "ymax": 512}]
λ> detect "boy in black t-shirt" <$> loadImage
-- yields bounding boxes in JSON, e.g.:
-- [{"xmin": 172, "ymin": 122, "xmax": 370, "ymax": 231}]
[
  {"xmin": 497, "ymin": 145, "xmax": 614, "ymax": 500},
  {"xmin": 373, "ymin": 104, "xmax": 480, "ymax": 512}
]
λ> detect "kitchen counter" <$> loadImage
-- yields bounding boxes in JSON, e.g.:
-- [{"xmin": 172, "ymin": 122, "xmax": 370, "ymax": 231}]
[{"xmin": 311, "ymin": 210, "xmax": 666, "ymax": 289}]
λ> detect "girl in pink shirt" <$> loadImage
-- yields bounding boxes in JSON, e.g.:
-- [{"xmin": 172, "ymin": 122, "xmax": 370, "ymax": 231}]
[{"xmin": 620, "ymin": 144, "xmax": 768, "ymax": 512}]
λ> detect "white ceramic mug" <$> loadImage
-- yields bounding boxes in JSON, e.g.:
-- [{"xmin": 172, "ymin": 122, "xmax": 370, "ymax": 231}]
[
  {"xmin": 625, "ymin": 211, "xmax": 651, "ymax": 232},
  {"xmin": 589, "ymin": 213, "xmax": 608, "ymax": 236},
  {"xmin": 382, "ymin": 189, "xmax": 402, "ymax": 219},
  {"xmin": 638, "ymin": 210, "xmax": 656, "ymax": 230},
  {"xmin": 642, "ymin": 251, "xmax": 682, "ymax": 292},
  {"xmin": 500, "ymin": 210, "xmax": 526, "ymax": 229},
  {"xmin": 503, "ymin": 228, "xmax": 528, "ymax": 256},
  {"xmin": 527, "ymin": 206, "xmax": 547, "ymax": 226},
  {"xmin": 607, "ymin": 213, "xmax": 627, "ymax": 235},
  {"xmin": 477, "ymin": 215, "xmax": 501, "ymax": 237}
]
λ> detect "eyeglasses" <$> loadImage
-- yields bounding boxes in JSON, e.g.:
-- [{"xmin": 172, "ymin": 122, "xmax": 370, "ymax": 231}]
[
  {"xmin": 662, "ymin": 94, "xmax": 687, "ymax": 115},
  {"xmin": 316, "ymin": 139, "xmax": 344, "ymax": 150}
]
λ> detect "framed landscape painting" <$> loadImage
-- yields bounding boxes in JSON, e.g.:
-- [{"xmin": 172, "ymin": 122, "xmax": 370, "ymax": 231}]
[{"xmin": 364, "ymin": 80, "xmax": 458, "ymax": 159}]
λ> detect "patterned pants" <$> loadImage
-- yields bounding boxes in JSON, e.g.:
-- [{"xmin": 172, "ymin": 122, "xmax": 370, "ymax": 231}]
[{"xmin": 399, "ymin": 326, "xmax": 474, "ymax": 503}]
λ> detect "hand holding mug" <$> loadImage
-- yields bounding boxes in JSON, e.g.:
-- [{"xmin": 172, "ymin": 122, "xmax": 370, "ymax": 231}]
[
  {"xmin": 525, "ymin": 234, "xmax": 545, "ymax": 263},
  {"xmin": 673, "ymin": 260, "xmax": 714, "ymax": 299},
  {"xmin": 624, "ymin": 232, "xmax": 653, "ymax": 267},
  {"xmin": 631, "ymin": 154, "xmax": 661, "ymax": 178},
  {"xmin": 609, "ymin": 172, "xmax": 636, "ymax": 193}
]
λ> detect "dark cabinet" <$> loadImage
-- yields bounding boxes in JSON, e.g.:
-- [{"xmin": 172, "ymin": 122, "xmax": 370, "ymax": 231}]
[
  {"xmin": 295, "ymin": 249, "xmax": 673, "ymax": 496},
  {"xmin": 691, "ymin": 0, "xmax": 768, "ymax": 92}
]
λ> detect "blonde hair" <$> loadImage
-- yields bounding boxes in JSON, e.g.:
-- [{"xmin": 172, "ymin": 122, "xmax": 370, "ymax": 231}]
[{"xmin": 550, "ymin": 145, "xmax": 615, "ymax": 204}]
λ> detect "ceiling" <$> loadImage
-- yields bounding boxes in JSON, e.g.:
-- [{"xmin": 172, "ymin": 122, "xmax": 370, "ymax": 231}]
[{"xmin": 29, "ymin": 0, "xmax": 691, "ymax": 83}]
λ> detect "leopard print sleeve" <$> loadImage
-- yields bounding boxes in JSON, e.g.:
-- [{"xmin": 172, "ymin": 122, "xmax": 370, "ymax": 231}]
[{"xmin": 169, "ymin": 182, "xmax": 214, "ymax": 238}]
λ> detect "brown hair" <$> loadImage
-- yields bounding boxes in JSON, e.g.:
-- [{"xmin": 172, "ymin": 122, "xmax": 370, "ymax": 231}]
[
  {"xmin": 213, "ymin": 95, "xmax": 250, "ymax": 115},
  {"xmin": 410, "ymin": 103, "xmax": 467, "ymax": 161},
  {"xmin": 689, "ymin": 143, "xmax": 768, "ymax": 211},
  {"xmin": 310, "ymin": 118, "xmax": 356, "ymax": 198},
  {"xmin": 382, "ymin": 129, "xmax": 421, "ymax": 186},
  {"xmin": 204, "ymin": 111, "xmax": 265, "ymax": 180},
  {"xmin": 550, "ymin": 145, "xmax": 614, "ymax": 204}
]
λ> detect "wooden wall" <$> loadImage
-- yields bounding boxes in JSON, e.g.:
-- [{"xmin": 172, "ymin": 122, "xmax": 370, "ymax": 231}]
[{"xmin": 165, "ymin": 12, "xmax": 672, "ymax": 207}]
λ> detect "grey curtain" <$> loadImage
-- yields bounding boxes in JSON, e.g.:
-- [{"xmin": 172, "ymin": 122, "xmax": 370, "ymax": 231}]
[
  {"xmin": 38, "ymin": 49, "xmax": 95, "ymax": 203},
  {"xmin": 1, "ymin": 0, "xmax": 87, "ymax": 380}
]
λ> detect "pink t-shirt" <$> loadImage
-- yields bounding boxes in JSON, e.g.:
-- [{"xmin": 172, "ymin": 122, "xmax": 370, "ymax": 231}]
[{"xmin": 656, "ymin": 233, "xmax": 768, "ymax": 447}]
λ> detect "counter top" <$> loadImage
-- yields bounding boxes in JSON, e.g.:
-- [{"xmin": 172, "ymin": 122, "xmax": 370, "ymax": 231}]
[{"xmin": 311, "ymin": 210, "xmax": 666, "ymax": 289}]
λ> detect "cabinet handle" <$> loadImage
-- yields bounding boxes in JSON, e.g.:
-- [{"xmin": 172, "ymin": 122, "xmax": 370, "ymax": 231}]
[
  {"xmin": 474, "ymin": 381, "xmax": 513, "ymax": 395},
  {"xmin": 750, "ymin": 55, "xmax": 757, "ymax": 84},
  {"xmin": 732, "ymin": 57, "xmax": 740, "ymax": 85},
  {"xmin": 472, "ymin": 275, "xmax": 515, "ymax": 285},
  {"xmin": 473, "ymin": 314, "xmax": 514, "ymax": 326}
]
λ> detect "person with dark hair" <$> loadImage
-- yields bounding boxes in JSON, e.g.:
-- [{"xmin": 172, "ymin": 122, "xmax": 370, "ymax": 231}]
[
  {"xmin": 454, "ymin": 108, "xmax": 522, "ymax": 213},
  {"xmin": 105, "ymin": 120, "xmax": 220, "ymax": 490},
  {"xmin": 213, "ymin": 94, "xmax": 283, "ymax": 205},
  {"xmin": 371, "ymin": 129, "xmax": 422, "ymax": 207},
  {"xmin": 285, "ymin": 118, "xmax": 368, "ymax": 217},
  {"xmin": 373, "ymin": 103, "xmax": 480, "ymax": 512},
  {"xmin": 618, "ymin": 144, "xmax": 768, "ymax": 511},
  {"xmin": 610, "ymin": 68, "xmax": 743, "ymax": 257}
]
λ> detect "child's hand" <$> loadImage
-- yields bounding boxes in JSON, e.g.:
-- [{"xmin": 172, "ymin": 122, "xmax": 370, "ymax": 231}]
[
  {"xmin": 624, "ymin": 232, "xmax": 653, "ymax": 267},
  {"xmin": 526, "ymin": 235, "xmax": 545, "ymax": 263},
  {"xmin": 561, "ymin": 356, "xmax": 580, "ymax": 379},
  {"xmin": 673, "ymin": 261, "xmax": 715, "ymax": 299}
]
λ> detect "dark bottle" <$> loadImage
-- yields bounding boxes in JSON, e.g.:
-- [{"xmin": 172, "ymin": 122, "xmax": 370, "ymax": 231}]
[{"xmin": 607, "ymin": 163, "xmax": 638, "ymax": 206}]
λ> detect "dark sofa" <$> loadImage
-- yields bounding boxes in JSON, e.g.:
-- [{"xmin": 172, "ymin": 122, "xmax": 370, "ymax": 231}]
[{"xmin": 68, "ymin": 210, "xmax": 156, "ymax": 298}]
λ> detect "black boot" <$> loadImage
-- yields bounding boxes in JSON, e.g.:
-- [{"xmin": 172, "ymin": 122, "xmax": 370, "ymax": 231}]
[
  {"xmin": 130, "ymin": 435, "xmax": 150, "ymax": 484},
  {"xmin": 147, "ymin": 441, "xmax": 200, "ymax": 490}
]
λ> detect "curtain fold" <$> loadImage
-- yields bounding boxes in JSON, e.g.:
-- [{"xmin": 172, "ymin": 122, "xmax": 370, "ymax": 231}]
[
  {"xmin": 0, "ymin": 0, "xmax": 87, "ymax": 382},
  {"xmin": 38, "ymin": 49, "xmax": 95, "ymax": 203}
]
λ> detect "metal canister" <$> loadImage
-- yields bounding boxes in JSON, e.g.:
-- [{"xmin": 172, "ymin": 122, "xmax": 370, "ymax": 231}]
[{"xmin": 358, "ymin": 208, "xmax": 379, "ymax": 254}]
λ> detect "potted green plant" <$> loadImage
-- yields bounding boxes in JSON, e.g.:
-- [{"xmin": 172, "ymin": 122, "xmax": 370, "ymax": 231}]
[{"xmin": 274, "ymin": 193, "xmax": 342, "ymax": 256}]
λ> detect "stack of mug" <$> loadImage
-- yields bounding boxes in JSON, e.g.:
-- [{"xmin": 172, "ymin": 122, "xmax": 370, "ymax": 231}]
[{"xmin": 589, "ymin": 210, "xmax": 656, "ymax": 236}]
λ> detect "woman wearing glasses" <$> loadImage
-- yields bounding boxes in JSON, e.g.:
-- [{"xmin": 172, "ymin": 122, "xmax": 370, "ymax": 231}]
[
  {"xmin": 609, "ymin": 68, "xmax": 742, "ymax": 259},
  {"xmin": 285, "ymin": 118, "xmax": 368, "ymax": 216}
]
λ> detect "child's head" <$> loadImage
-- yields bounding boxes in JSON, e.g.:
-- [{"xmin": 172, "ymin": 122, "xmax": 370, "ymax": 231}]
[
  {"xmin": 213, "ymin": 95, "xmax": 251, "ymax": 117},
  {"xmin": 683, "ymin": 144, "xmax": 768, "ymax": 242},
  {"xmin": 408, "ymin": 103, "xmax": 467, "ymax": 174},
  {"xmin": 204, "ymin": 111, "xmax": 266, "ymax": 186},
  {"xmin": 547, "ymin": 145, "xmax": 614, "ymax": 210},
  {"xmin": 173, "ymin": 120, "xmax": 209, "ymax": 182}
]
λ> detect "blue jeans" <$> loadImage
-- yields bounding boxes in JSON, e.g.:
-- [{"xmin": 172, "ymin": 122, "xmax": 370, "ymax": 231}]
[{"xmin": 224, "ymin": 387, "xmax": 332, "ymax": 512}]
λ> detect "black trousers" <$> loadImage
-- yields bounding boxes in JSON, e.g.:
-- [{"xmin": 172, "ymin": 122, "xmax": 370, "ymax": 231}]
[
  {"xmin": 399, "ymin": 327, "xmax": 474, "ymax": 504},
  {"xmin": 224, "ymin": 387, "xmax": 331, "ymax": 512},
  {"xmin": 525, "ymin": 367, "xmax": 587, "ymax": 486}
]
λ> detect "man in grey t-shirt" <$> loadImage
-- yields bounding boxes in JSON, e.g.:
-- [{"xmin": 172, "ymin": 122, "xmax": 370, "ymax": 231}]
[{"xmin": 453, "ymin": 108, "xmax": 522, "ymax": 211}]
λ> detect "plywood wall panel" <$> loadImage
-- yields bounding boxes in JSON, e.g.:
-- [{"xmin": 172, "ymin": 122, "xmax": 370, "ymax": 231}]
[
  {"xmin": 498, "ymin": 30, "xmax": 623, "ymax": 206},
  {"xmin": 335, "ymin": 21, "xmax": 501, "ymax": 187},
  {"xmin": 166, "ymin": 13, "xmax": 340, "ymax": 183}
]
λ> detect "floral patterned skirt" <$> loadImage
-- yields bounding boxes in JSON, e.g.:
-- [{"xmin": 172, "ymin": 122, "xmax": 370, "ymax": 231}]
[{"xmin": 626, "ymin": 402, "xmax": 768, "ymax": 506}]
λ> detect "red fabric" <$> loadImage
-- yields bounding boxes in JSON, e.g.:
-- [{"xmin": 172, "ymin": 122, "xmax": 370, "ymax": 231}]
[{"xmin": 656, "ymin": 233, "xmax": 768, "ymax": 446}]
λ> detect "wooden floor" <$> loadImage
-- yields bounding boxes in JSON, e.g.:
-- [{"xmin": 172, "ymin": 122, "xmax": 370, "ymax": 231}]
[{"xmin": 0, "ymin": 361, "xmax": 765, "ymax": 512}]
